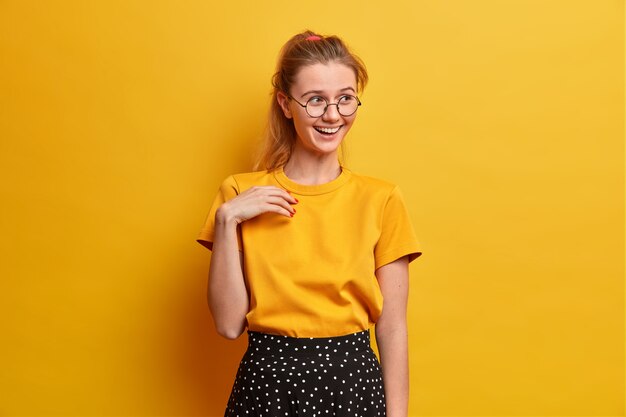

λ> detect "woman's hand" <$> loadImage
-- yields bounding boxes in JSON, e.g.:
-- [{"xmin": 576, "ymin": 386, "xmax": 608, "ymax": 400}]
[{"xmin": 216, "ymin": 186, "xmax": 297, "ymax": 224}]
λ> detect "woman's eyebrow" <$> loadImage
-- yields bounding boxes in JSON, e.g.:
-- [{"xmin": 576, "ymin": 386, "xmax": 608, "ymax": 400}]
[{"xmin": 300, "ymin": 87, "xmax": 356, "ymax": 99}]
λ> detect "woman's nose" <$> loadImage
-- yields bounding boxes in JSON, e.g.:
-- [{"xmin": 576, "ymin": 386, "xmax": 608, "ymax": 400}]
[{"xmin": 322, "ymin": 103, "xmax": 341, "ymax": 121}]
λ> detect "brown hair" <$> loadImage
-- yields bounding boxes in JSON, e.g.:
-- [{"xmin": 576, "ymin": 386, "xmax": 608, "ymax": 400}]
[{"xmin": 253, "ymin": 30, "xmax": 368, "ymax": 172}]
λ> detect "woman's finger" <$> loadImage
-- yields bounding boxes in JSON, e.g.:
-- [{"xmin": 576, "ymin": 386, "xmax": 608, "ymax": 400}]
[
  {"xmin": 265, "ymin": 196, "xmax": 296, "ymax": 214},
  {"xmin": 245, "ymin": 186, "xmax": 298, "ymax": 204},
  {"xmin": 264, "ymin": 202, "xmax": 294, "ymax": 218}
]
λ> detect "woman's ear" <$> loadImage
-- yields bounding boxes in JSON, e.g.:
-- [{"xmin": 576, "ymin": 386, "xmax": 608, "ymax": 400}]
[{"xmin": 276, "ymin": 91, "xmax": 293, "ymax": 119}]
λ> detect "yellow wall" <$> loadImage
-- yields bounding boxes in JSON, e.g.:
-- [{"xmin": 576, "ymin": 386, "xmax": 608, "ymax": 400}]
[{"xmin": 0, "ymin": 1, "xmax": 623, "ymax": 416}]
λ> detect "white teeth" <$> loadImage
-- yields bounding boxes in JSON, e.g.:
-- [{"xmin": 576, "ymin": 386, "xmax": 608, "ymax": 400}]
[{"xmin": 315, "ymin": 126, "xmax": 341, "ymax": 134}]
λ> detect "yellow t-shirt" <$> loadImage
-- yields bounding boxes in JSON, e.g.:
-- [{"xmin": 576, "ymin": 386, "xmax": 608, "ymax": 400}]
[{"xmin": 197, "ymin": 165, "xmax": 422, "ymax": 337}]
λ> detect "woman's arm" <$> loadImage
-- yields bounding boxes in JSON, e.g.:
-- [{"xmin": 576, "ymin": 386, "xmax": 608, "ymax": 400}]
[
  {"xmin": 208, "ymin": 185, "xmax": 297, "ymax": 339},
  {"xmin": 208, "ymin": 212, "xmax": 248, "ymax": 339},
  {"xmin": 375, "ymin": 255, "xmax": 410, "ymax": 417}
]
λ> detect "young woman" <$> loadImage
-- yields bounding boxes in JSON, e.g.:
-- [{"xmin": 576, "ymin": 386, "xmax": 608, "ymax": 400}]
[{"xmin": 197, "ymin": 30, "xmax": 422, "ymax": 417}]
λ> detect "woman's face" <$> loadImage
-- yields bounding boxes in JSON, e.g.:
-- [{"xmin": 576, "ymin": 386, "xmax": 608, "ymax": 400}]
[{"xmin": 278, "ymin": 61, "xmax": 358, "ymax": 159}]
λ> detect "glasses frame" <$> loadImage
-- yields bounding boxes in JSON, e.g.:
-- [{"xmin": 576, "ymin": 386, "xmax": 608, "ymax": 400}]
[{"xmin": 287, "ymin": 93, "xmax": 362, "ymax": 118}]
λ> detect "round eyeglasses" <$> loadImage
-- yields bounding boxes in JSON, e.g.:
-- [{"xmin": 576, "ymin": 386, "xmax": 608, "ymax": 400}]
[{"xmin": 287, "ymin": 94, "xmax": 362, "ymax": 118}]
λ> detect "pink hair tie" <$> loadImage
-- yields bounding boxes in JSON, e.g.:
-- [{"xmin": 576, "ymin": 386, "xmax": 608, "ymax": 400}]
[{"xmin": 305, "ymin": 35, "xmax": 322, "ymax": 41}]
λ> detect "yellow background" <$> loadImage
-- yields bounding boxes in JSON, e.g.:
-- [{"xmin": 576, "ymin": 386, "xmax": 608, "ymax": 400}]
[{"xmin": 0, "ymin": 1, "xmax": 623, "ymax": 416}]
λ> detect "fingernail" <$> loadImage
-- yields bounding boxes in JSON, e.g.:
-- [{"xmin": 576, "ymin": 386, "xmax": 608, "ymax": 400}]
[{"xmin": 295, "ymin": 198, "xmax": 299, "ymax": 203}]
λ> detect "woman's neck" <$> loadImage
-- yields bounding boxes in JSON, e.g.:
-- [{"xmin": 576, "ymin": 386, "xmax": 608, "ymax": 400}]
[{"xmin": 282, "ymin": 151, "xmax": 341, "ymax": 186}]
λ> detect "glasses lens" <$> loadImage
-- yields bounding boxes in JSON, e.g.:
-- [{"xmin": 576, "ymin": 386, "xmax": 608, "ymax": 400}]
[
  {"xmin": 305, "ymin": 97, "xmax": 327, "ymax": 117},
  {"xmin": 337, "ymin": 95, "xmax": 359, "ymax": 116}
]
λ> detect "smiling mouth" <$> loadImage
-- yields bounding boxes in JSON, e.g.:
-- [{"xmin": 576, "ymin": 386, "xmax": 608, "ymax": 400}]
[{"xmin": 314, "ymin": 126, "xmax": 342, "ymax": 135}]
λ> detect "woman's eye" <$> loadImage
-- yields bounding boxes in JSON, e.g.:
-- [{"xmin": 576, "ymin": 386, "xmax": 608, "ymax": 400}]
[
  {"xmin": 308, "ymin": 96, "xmax": 326, "ymax": 105},
  {"xmin": 339, "ymin": 95, "xmax": 355, "ymax": 103}
]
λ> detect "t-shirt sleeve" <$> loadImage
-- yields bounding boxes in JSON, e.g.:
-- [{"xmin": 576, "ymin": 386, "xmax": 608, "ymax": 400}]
[
  {"xmin": 374, "ymin": 185, "xmax": 423, "ymax": 270},
  {"xmin": 196, "ymin": 175, "xmax": 243, "ymax": 251}
]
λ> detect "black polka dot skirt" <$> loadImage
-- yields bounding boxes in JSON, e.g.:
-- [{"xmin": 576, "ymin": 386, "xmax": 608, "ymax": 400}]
[{"xmin": 223, "ymin": 329, "xmax": 386, "ymax": 416}]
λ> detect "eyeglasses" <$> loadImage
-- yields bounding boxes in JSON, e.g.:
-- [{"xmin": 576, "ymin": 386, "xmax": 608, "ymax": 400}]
[{"xmin": 287, "ymin": 94, "xmax": 362, "ymax": 118}]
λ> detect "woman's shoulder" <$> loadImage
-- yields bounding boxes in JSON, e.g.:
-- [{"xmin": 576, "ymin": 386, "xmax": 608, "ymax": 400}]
[{"xmin": 219, "ymin": 169, "xmax": 275, "ymax": 190}]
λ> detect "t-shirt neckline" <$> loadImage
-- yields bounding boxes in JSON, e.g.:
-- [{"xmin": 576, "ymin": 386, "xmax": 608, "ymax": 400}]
[{"xmin": 273, "ymin": 164, "xmax": 352, "ymax": 195}]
